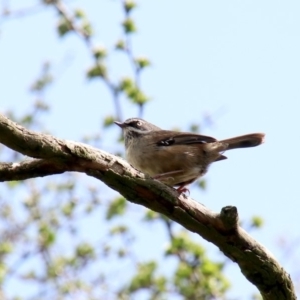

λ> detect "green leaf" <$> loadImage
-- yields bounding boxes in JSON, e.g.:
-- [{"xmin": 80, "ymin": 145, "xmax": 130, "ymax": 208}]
[
  {"xmin": 87, "ymin": 64, "xmax": 107, "ymax": 79},
  {"xmin": 117, "ymin": 248, "xmax": 127, "ymax": 258},
  {"xmin": 119, "ymin": 77, "xmax": 134, "ymax": 92},
  {"xmin": 103, "ymin": 115, "xmax": 115, "ymax": 127},
  {"xmin": 106, "ymin": 197, "xmax": 127, "ymax": 220},
  {"xmin": 61, "ymin": 201, "xmax": 76, "ymax": 217},
  {"xmin": 82, "ymin": 21, "xmax": 93, "ymax": 37},
  {"xmin": 143, "ymin": 210, "xmax": 159, "ymax": 221},
  {"xmin": 115, "ymin": 39, "xmax": 125, "ymax": 50},
  {"xmin": 119, "ymin": 78, "xmax": 149, "ymax": 104},
  {"xmin": 122, "ymin": 18, "xmax": 136, "ymax": 33},
  {"xmin": 198, "ymin": 179, "xmax": 206, "ymax": 190},
  {"xmin": 110, "ymin": 225, "xmax": 128, "ymax": 235},
  {"xmin": 76, "ymin": 243, "xmax": 95, "ymax": 259},
  {"xmin": 124, "ymin": 0, "xmax": 137, "ymax": 13},
  {"xmin": 57, "ymin": 18, "xmax": 72, "ymax": 37},
  {"xmin": 189, "ymin": 123, "xmax": 200, "ymax": 133},
  {"xmin": 0, "ymin": 242, "xmax": 13, "ymax": 256},
  {"xmin": 7, "ymin": 181, "xmax": 22, "ymax": 188},
  {"xmin": 251, "ymin": 216, "xmax": 264, "ymax": 228},
  {"xmin": 0, "ymin": 263, "xmax": 7, "ymax": 284},
  {"xmin": 93, "ymin": 46, "xmax": 107, "ymax": 59},
  {"xmin": 39, "ymin": 223, "xmax": 56, "ymax": 248},
  {"xmin": 74, "ymin": 9, "xmax": 86, "ymax": 19},
  {"xmin": 47, "ymin": 257, "xmax": 66, "ymax": 278},
  {"xmin": 128, "ymin": 88, "xmax": 149, "ymax": 104},
  {"xmin": 135, "ymin": 57, "xmax": 151, "ymax": 69},
  {"xmin": 129, "ymin": 261, "xmax": 157, "ymax": 292}
]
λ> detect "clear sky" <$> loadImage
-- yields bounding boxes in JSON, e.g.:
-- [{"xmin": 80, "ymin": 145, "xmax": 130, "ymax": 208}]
[{"xmin": 1, "ymin": 0, "xmax": 300, "ymax": 298}]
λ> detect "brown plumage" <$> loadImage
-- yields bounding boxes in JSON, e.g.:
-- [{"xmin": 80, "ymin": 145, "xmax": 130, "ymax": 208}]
[{"xmin": 115, "ymin": 118, "xmax": 265, "ymax": 193}]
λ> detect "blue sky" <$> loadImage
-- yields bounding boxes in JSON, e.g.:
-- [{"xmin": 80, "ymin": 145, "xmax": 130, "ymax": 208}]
[{"xmin": 1, "ymin": 0, "xmax": 300, "ymax": 298}]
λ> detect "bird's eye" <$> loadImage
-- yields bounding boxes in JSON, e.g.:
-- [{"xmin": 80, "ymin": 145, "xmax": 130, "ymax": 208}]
[{"xmin": 136, "ymin": 121, "xmax": 142, "ymax": 127}]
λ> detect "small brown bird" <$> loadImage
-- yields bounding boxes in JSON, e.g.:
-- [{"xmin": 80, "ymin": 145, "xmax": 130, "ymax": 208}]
[{"xmin": 115, "ymin": 118, "xmax": 265, "ymax": 193}]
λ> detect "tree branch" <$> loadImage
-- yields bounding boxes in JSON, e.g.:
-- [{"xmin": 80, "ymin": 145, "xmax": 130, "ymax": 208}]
[{"xmin": 0, "ymin": 113, "xmax": 296, "ymax": 300}]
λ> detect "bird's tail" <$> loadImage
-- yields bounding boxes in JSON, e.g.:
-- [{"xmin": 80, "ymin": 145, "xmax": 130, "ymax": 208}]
[{"xmin": 220, "ymin": 133, "xmax": 265, "ymax": 150}]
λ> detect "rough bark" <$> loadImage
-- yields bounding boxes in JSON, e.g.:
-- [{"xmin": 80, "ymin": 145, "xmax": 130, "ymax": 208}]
[{"xmin": 0, "ymin": 113, "xmax": 296, "ymax": 300}]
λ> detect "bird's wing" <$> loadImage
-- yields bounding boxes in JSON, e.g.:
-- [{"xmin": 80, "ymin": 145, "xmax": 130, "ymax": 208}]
[{"xmin": 151, "ymin": 131, "xmax": 217, "ymax": 147}]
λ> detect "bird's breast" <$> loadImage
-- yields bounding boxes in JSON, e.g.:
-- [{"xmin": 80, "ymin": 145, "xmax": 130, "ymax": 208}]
[{"xmin": 126, "ymin": 142, "xmax": 210, "ymax": 186}]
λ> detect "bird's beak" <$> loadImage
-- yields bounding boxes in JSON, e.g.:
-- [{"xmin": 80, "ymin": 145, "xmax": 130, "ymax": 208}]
[{"xmin": 114, "ymin": 121, "xmax": 126, "ymax": 128}]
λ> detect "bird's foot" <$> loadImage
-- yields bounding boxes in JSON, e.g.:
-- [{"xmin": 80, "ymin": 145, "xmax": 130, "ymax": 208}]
[{"xmin": 176, "ymin": 186, "xmax": 190, "ymax": 196}]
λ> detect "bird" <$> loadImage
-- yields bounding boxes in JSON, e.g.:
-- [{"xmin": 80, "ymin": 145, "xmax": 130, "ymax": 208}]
[{"xmin": 114, "ymin": 118, "xmax": 265, "ymax": 193}]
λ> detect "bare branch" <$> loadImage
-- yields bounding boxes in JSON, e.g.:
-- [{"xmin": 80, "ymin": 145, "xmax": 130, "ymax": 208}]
[
  {"xmin": 0, "ymin": 159, "xmax": 66, "ymax": 181},
  {"xmin": 0, "ymin": 113, "xmax": 296, "ymax": 300}
]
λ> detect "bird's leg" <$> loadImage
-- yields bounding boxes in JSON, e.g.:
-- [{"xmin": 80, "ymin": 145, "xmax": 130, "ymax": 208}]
[
  {"xmin": 153, "ymin": 170, "xmax": 190, "ymax": 195},
  {"xmin": 176, "ymin": 185, "xmax": 190, "ymax": 196}
]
